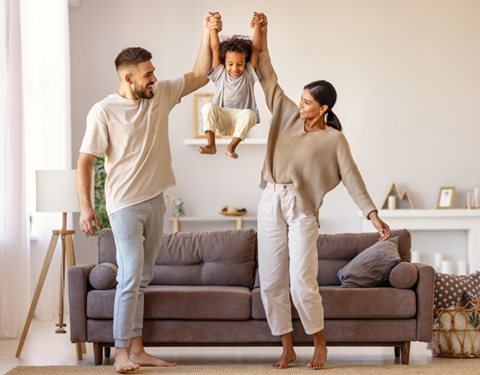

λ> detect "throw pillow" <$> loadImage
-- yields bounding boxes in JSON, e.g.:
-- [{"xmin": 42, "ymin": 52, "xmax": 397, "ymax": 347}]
[
  {"xmin": 434, "ymin": 271, "xmax": 480, "ymax": 309},
  {"xmin": 89, "ymin": 262, "xmax": 118, "ymax": 290},
  {"xmin": 389, "ymin": 262, "xmax": 418, "ymax": 289},
  {"xmin": 337, "ymin": 237, "xmax": 400, "ymax": 288}
]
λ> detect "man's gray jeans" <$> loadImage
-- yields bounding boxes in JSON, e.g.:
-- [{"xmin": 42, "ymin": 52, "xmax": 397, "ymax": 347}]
[{"xmin": 109, "ymin": 193, "xmax": 165, "ymax": 348}]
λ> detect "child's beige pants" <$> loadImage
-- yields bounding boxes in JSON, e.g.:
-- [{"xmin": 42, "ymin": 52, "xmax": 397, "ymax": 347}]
[
  {"xmin": 257, "ymin": 183, "xmax": 324, "ymax": 336},
  {"xmin": 201, "ymin": 102, "xmax": 256, "ymax": 141}
]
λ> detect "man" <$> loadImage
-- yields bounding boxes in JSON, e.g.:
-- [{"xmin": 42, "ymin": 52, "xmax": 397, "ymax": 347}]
[{"xmin": 77, "ymin": 13, "xmax": 222, "ymax": 372}]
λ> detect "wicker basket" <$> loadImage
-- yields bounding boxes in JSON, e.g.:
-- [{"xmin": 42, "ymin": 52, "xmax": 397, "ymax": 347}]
[{"xmin": 432, "ymin": 300, "xmax": 480, "ymax": 357}]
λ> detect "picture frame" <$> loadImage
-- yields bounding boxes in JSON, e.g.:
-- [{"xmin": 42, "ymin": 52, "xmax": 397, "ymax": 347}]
[
  {"xmin": 193, "ymin": 94, "xmax": 219, "ymax": 139},
  {"xmin": 437, "ymin": 187, "xmax": 456, "ymax": 209}
]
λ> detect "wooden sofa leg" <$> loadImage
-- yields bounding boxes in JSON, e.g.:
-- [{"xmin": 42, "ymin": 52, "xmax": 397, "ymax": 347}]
[
  {"xmin": 94, "ymin": 343, "xmax": 103, "ymax": 366},
  {"xmin": 401, "ymin": 342, "xmax": 410, "ymax": 365},
  {"xmin": 105, "ymin": 347, "xmax": 111, "ymax": 358},
  {"xmin": 394, "ymin": 347, "xmax": 401, "ymax": 357}
]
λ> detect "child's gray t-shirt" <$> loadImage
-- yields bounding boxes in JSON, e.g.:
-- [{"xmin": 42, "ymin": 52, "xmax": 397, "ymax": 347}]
[{"xmin": 207, "ymin": 62, "xmax": 260, "ymax": 123}]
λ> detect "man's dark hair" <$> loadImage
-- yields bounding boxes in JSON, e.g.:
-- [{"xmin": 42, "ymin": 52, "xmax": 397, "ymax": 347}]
[
  {"xmin": 219, "ymin": 35, "xmax": 252, "ymax": 65},
  {"xmin": 115, "ymin": 47, "xmax": 152, "ymax": 71}
]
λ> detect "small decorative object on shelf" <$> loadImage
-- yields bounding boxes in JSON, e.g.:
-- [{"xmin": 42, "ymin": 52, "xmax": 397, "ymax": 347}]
[
  {"xmin": 467, "ymin": 185, "xmax": 480, "ymax": 210},
  {"xmin": 165, "ymin": 195, "xmax": 185, "ymax": 217},
  {"xmin": 388, "ymin": 195, "xmax": 396, "ymax": 210},
  {"xmin": 458, "ymin": 261, "xmax": 467, "ymax": 276},
  {"xmin": 435, "ymin": 253, "xmax": 444, "ymax": 272},
  {"xmin": 411, "ymin": 251, "xmax": 421, "ymax": 263},
  {"xmin": 437, "ymin": 187, "xmax": 455, "ymax": 209},
  {"xmin": 220, "ymin": 205, "xmax": 247, "ymax": 217},
  {"xmin": 381, "ymin": 183, "xmax": 415, "ymax": 209},
  {"xmin": 441, "ymin": 260, "xmax": 453, "ymax": 274}
]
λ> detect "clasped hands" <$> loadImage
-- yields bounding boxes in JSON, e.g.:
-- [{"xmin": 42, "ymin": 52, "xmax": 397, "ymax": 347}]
[{"xmin": 204, "ymin": 11, "xmax": 268, "ymax": 33}]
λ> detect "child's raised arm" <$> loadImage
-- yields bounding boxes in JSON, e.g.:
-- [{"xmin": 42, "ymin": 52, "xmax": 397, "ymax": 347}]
[
  {"xmin": 210, "ymin": 27, "xmax": 221, "ymax": 70},
  {"xmin": 249, "ymin": 12, "xmax": 263, "ymax": 70}
]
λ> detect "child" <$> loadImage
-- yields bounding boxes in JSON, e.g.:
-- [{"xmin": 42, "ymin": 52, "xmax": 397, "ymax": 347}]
[{"xmin": 197, "ymin": 16, "xmax": 263, "ymax": 159}]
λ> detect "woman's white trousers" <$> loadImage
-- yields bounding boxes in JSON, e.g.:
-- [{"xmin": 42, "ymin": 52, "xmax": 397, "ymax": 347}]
[{"xmin": 257, "ymin": 183, "xmax": 324, "ymax": 336}]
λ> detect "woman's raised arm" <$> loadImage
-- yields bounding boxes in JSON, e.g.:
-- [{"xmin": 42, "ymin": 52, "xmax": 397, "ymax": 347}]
[{"xmin": 252, "ymin": 13, "xmax": 296, "ymax": 116}]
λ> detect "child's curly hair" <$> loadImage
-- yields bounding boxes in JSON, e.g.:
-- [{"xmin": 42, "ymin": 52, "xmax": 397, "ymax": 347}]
[{"xmin": 219, "ymin": 35, "xmax": 253, "ymax": 65}]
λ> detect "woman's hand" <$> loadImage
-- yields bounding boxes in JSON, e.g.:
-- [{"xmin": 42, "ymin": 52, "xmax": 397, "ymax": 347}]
[{"xmin": 368, "ymin": 211, "xmax": 391, "ymax": 242}]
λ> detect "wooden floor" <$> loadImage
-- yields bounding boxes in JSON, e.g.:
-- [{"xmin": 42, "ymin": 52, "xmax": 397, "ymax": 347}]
[{"xmin": 2, "ymin": 317, "xmax": 480, "ymax": 374}]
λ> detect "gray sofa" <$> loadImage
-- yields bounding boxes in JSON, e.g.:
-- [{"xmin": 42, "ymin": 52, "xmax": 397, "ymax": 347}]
[{"xmin": 68, "ymin": 228, "xmax": 434, "ymax": 366}]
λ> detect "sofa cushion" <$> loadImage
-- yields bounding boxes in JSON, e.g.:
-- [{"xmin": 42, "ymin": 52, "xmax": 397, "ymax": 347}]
[
  {"xmin": 389, "ymin": 262, "xmax": 418, "ymax": 289},
  {"xmin": 251, "ymin": 286, "xmax": 416, "ymax": 319},
  {"xmin": 316, "ymin": 229, "xmax": 411, "ymax": 286},
  {"xmin": 98, "ymin": 228, "xmax": 257, "ymax": 288},
  {"xmin": 88, "ymin": 263, "xmax": 117, "ymax": 290},
  {"xmin": 337, "ymin": 237, "xmax": 400, "ymax": 288},
  {"xmin": 434, "ymin": 271, "xmax": 480, "ymax": 309},
  {"xmin": 87, "ymin": 285, "xmax": 251, "ymax": 320}
]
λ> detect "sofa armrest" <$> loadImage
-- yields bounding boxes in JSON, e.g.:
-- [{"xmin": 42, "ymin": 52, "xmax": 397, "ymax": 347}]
[
  {"xmin": 412, "ymin": 262, "xmax": 435, "ymax": 342},
  {"xmin": 68, "ymin": 264, "xmax": 96, "ymax": 343}
]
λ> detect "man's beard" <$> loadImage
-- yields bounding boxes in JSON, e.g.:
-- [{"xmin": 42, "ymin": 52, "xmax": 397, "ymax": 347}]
[{"xmin": 132, "ymin": 81, "xmax": 154, "ymax": 99}]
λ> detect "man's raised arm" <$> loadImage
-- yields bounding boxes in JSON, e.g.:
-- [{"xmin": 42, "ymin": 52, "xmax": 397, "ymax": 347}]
[{"xmin": 182, "ymin": 12, "xmax": 222, "ymax": 97}]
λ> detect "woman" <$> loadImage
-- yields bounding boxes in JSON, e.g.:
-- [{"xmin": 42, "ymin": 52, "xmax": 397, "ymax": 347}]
[{"xmin": 251, "ymin": 13, "xmax": 391, "ymax": 370}]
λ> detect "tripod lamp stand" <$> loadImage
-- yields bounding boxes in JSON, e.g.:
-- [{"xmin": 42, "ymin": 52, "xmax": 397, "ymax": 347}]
[{"xmin": 16, "ymin": 170, "xmax": 93, "ymax": 360}]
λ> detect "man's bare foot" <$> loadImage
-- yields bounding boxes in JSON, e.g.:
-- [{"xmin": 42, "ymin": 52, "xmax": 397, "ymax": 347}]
[
  {"xmin": 114, "ymin": 348, "xmax": 140, "ymax": 373},
  {"xmin": 197, "ymin": 145, "xmax": 216, "ymax": 154},
  {"xmin": 308, "ymin": 332, "xmax": 328, "ymax": 370},
  {"xmin": 272, "ymin": 349, "xmax": 297, "ymax": 370},
  {"xmin": 130, "ymin": 349, "xmax": 176, "ymax": 367}
]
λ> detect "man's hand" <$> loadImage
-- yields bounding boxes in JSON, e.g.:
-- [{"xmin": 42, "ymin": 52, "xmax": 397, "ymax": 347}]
[
  {"xmin": 251, "ymin": 12, "xmax": 268, "ymax": 32},
  {"xmin": 77, "ymin": 152, "xmax": 99, "ymax": 237},
  {"xmin": 79, "ymin": 205, "xmax": 100, "ymax": 237},
  {"xmin": 205, "ymin": 12, "xmax": 222, "ymax": 33}
]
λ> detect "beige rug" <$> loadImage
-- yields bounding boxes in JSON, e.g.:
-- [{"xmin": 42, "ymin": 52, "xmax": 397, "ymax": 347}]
[{"xmin": 5, "ymin": 365, "xmax": 480, "ymax": 375}]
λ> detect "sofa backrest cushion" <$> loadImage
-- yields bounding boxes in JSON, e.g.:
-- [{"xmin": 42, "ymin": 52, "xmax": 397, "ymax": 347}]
[
  {"xmin": 316, "ymin": 229, "xmax": 411, "ymax": 286},
  {"xmin": 98, "ymin": 228, "xmax": 257, "ymax": 288}
]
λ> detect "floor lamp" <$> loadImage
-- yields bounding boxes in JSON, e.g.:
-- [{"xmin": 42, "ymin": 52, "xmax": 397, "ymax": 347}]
[{"xmin": 15, "ymin": 170, "xmax": 92, "ymax": 360}]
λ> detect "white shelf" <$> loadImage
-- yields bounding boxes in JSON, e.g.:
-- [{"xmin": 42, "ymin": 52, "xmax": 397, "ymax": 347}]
[
  {"xmin": 167, "ymin": 216, "xmax": 257, "ymax": 222},
  {"xmin": 359, "ymin": 209, "xmax": 480, "ymax": 219},
  {"xmin": 184, "ymin": 138, "xmax": 267, "ymax": 145}
]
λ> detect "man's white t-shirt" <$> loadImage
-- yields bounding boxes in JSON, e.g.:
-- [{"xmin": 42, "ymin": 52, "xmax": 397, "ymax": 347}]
[{"xmin": 79, "ymin": 76, "xmax": 185, "ymax": 215}]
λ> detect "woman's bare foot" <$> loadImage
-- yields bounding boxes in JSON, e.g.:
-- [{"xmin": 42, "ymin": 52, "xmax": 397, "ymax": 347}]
[
  {"xmin": 197, "ymin": 144, "xmax": 216, "ymax": 154},
  {"xmin": 308, "ymin": 330, "xmax": 328, "ymax": 369},
  {"xmin": 114, "ymin": 348, "xmax": 140, "ymax": 373},
  {"xmin": 272, "ymin": 349, "xmax": 297, "ymax": 370},
  {"xmin": 130, "ymin": 349, "xmax": 176, "ymax": 367}
]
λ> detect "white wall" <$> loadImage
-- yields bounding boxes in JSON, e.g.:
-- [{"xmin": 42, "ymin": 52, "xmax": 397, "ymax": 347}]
[{"xmin": 69, "ymin": 0, "xmax": 480, "ymax": 266}]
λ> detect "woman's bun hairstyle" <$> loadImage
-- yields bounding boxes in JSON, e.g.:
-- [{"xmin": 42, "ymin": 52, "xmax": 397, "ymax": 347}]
[{"xmin": 304, "ymin": 80, "xmax": 342, "ymax": 132}]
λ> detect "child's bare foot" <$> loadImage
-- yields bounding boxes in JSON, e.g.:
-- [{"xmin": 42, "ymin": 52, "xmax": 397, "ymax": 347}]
[
  {"xmin": 226, "ymin": 148, "xmax": 238, "ymax": 159},
  {"xmin": 130, "ymin": 350, "xmax": 176, "ymax": 367},
  {"xmin": 308, "ymin": 331, "xmax": 328, "ymax": 369},
  {"xmin": 226, "ymin": 138, "xmax": 241, "ymax": 159},
  {"xmin": 197, "ymin": 145, "xmax": 216, "ymax": 154},
  {"xmin": 272, "ymin": 349, "xmax": 297, "ymax": 369},
  {"xmin": 114, "ymin": 348, "xmax": 140, "ymax": 373}
]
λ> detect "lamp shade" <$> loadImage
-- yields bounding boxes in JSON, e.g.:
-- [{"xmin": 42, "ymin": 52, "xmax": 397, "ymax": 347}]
[{"xmin": 36, "ymin": 170, "xmax": 92, "ymax": 213}]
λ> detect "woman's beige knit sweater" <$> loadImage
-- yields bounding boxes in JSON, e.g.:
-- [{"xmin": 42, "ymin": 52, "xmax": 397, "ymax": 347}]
[{"xmin": 258, "ymin": 50, "xmax": 377, "ymax": 225}]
